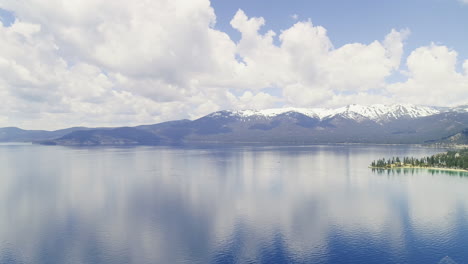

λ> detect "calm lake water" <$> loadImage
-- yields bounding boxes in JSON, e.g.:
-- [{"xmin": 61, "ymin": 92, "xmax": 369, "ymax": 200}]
[{"xmin": 1, "ymin": 144, "xmax": 468, "ymax": 264}]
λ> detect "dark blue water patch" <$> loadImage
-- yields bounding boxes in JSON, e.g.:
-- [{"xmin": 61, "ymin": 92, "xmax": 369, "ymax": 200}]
[
  {"xmin": 211, "ymin": 221, "xmax": 248, "ymax": 264},
  {"xmin": 258, "ymin": 233, "xmax": 291, "ymax": 264}
]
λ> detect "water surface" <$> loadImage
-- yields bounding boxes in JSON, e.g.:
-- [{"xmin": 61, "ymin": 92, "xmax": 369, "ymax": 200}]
[{"xmin": 0, "ymin": 144, "xmax": 467, "ymax": 264}]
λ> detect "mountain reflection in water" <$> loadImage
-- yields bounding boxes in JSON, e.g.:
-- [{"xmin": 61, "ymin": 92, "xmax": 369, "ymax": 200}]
[{"xmin": 0, "ymin": 144, "xmax": 467, "ymax": 264}]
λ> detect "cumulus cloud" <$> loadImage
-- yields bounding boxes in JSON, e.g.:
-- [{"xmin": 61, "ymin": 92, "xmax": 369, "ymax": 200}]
[
  {"xmin": 387, "ymin": 44, "xmax": 468, "ymax": 106},
  {"xmin": 231, "ymin": 11, "xmax": 410, "ymax": 107},
  {"xmin": 0, "ymin": 1, "xmax": 466, "ymax": 129},
  {"xmin": 0, "ymin": 0, "xmax": 243, "ymax": 129}
]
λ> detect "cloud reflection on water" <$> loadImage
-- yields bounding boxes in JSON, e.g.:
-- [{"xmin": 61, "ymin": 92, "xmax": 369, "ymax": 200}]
[{"xmin": 0, "ymin": 145, "xmax": 467, "ymax": 263}]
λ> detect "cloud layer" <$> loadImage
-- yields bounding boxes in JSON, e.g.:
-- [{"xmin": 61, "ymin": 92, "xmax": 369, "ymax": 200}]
[{"xmin": 0, "ymin": 0, "xmax": 467, "ymax": 129}]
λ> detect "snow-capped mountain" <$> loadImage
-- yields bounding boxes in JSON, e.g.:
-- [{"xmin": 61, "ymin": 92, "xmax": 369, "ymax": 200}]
[
  {"xmin": 451, "ymin": 104, "xmax": 468, "ymax": 113},
  {"xmin": 5, "ymin": 104, "xmax": 468, "ymax": 145},
  {"xmin": 210, "ymin": 104, "xmax": 442, "ymax": 123}
]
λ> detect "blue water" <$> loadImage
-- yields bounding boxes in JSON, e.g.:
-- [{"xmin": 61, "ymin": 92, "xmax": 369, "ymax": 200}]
[{"xmin": 0, "ymin": 144, "xmax": 467, "ymax": 264}]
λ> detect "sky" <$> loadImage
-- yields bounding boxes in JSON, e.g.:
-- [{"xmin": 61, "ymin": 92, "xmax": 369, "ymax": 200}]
[{"xmin": 0, "ymin": 0, "xmax": 467, "ymax": 130}]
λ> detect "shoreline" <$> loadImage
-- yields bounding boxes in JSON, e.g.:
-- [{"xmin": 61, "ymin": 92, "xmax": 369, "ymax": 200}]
[
  {"xmin": 369, "ymin": 166, "xmax": 468, "ymax": 173},
  {"xmin": 31, "ymin": 140, "xmax": 468, "ymax": 148}
]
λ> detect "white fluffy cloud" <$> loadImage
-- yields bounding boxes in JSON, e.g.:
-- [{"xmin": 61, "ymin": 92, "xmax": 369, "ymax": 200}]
[
  {"xmin": 0, "ymin": 0, "xmax": 243, "ymax": 129},
  {"xmin": 230, "ymin": 10, "xmax": 410, "ymax": 107},
  {"xmin": 0, "ymin": 1, "xmax": 466, "ymax": 129},
  {"xmin": 387, "ymin": 44, "xmax": 468, "ymax": 106}
]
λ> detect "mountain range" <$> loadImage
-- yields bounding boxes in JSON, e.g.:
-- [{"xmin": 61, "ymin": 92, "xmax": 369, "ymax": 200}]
[{"xmin": 2, "ymin": 104, "xmax": 468, "ymax": 146}]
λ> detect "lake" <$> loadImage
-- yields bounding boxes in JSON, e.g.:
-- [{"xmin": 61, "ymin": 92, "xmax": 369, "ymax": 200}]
[{"xmin": 0, "ymin": 144, "xmax": 468, "ymax": 264}]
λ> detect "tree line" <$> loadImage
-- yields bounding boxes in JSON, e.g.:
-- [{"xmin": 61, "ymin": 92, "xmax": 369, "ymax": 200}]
[{"xmin": 370, "ymin": 149, "xmax": 468, "ymax": 170}]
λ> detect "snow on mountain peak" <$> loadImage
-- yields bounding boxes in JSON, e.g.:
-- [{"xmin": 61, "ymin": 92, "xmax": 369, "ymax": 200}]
[
  {"xmin": 332, "ymin": 104, "xmax": 440, "ymax": 121},
  {"xmin": 221, "ymin": 104, "xmax": 441, "ymax": 122}
]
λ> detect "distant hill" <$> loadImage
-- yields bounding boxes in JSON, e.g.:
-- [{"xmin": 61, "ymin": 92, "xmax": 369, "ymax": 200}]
[
  {"xmin": 0, "ymin": 127, "xmax": 90, "ymax": 142},
  {"xmin": 42, "ymin": 127, "xmax": 162, "ymax": 146},
  {"xmin": 429, "ymin": 129, "xmax": 468, "ymax": 145},
  {"xmin": 2, "ymin": 104, "xmax": 468, "ymax": 146}
]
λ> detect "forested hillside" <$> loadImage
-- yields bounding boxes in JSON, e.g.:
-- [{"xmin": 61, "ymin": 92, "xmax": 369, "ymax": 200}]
[{"xmin": 371, "ymin": 149, "xmax": 468, "ymax": 170}]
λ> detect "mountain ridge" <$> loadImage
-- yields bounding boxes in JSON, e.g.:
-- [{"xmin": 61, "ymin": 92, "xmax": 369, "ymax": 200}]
[
  {"xmin": 1, "ymin": 104, "xmax": 467, "ymax": 145},
  {"xmin": 209, "ymin": 104, "xmax": 443, "ymax": 123}
]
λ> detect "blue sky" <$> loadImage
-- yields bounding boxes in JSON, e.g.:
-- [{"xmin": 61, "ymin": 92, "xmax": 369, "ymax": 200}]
[
  {"xmin": 0, "ymin": 8, "xmax": 14, "ymax": 26},
  {"xmin": 212, "ymin": 0, "xmax": 468, "ymax": 65},
  {"xmin": 0, "ymin": 0, "xmax": 467, "ymax": 129}
]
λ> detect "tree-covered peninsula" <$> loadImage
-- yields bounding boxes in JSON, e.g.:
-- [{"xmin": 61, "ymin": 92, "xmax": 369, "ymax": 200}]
[{"xmin": 370, "ymin": 148, "xmax": 468, "ymax": 171}]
